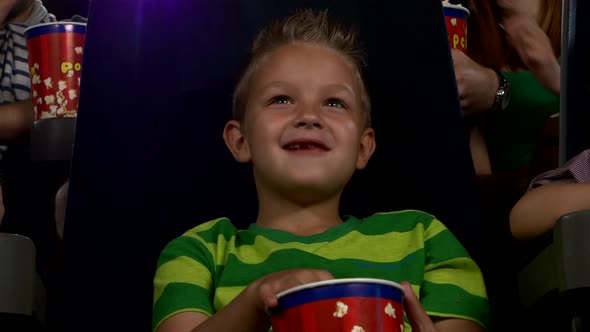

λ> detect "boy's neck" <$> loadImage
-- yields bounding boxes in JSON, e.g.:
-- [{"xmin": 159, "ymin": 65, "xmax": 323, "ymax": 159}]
[{"xmin": 255, "ymin": 191, "xmax": 343, "ymax": 236}]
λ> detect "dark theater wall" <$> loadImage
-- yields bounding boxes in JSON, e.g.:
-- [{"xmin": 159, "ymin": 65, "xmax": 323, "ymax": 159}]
[{"xmin": 43, "ymin": 0, "xmax": 90, "ymax": 20}]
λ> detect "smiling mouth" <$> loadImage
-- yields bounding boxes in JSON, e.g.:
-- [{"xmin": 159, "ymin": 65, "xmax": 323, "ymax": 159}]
[{"xmin": 282, "ymin": 141, "xmax": 329, "ymax": 151}]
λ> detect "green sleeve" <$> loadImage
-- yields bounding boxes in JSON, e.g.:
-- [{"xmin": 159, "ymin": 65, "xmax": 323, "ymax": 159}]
[
  {"xmin": 420, "ymin": 219, "xmax": 490, "ymax": 328},
  {"xmin": 152, "ymin": 234, "xmax": 215, "ymax": 331}
]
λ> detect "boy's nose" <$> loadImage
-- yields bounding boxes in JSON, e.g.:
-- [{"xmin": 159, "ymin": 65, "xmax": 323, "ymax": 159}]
[{"xmin": 294, "ymin": 106, "xmax": 324, "ymax": 129}]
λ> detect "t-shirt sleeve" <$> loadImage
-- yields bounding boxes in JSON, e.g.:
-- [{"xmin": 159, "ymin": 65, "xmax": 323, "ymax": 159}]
[
  {"xmin": 152, "ymin": 234, "xmax": 215, "ymax": 331},
  {"xmin": 420, "ymin": 218, "xmax": 490, "ymax": 328}
]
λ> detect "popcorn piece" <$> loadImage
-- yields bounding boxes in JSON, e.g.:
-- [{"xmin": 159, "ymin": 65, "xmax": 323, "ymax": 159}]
[
  {"xmin": 40, "ymin": 111, "xmax": 52, "ymax": 119},
  {"xmin": 32, "ymin": 75, "xmax": 41, "ymax": 84},
  {"xmin": 49, "ymin": 105, "xmax": 58, "ymax": 114},
  {"xmin": 36, "ymin": 97, "xmax": 42, "ymax": 105},
  {"xmin": 34, "ymin": 63, "xmax": 39, "ymax": 70},
  {"xmin": 400, "ymin": 323, "xmax": 404, "ymax": 332},
  {"xmin": 56, "ymin": 91, "xmax": 65, "ymax": 105},
  {"xmin": 43, "ymin": 77, "xmax": 53, "ymax": 89},
  {"xmin": 67, "ymin": 70, "xmax": 74, "ymax": 78},
  {"xmin": 385, "ymin": 303, "xmax": 396, "ymax": 318},
  {"xmin": 75, "ymin": 46, "xmax": 83, "ymax": 54},
  {"xmin": 56, "ymin": 106, "xmax": 65, "ymax": 116},
  {"xmin": 44, "ymin": 95, "xmax": 55, "ymax": 105},
  {"xmin": 68, "ymin": 89, "xmax": 77, "ymax": 100},
  {"xmin": 351, "ymin": 326, "xmax": 365, "ymax": 332},
  {"xmin": 333, "ymin": 301, "xmax": 348, "ymax": 318},
  {"xmin": 451, "ymin": 18, "xmax": 457, "ymax": 26},
  {"xmin": 58, "ymin": 80, "xmax": 67, "ymax": 91},
  {"xmin": 32, "ymin": 89, "xmax": 38, "ymax": 98}
]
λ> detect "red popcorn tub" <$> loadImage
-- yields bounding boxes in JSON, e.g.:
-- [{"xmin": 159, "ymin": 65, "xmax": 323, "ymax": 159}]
[
  {"xmin": 271, "ymin": 278, "xmax": 405, "ymax": 332},
  {"xmin": 24, "ymin": 22, "xmax": 86, "ymax": 121},
  {"xmin": 442, "ymin": 1, "xmax": 470, "ymax": 53}
]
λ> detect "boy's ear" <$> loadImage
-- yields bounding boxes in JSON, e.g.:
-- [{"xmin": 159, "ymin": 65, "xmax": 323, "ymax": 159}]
[
  {"xmin": 223, "ymin": 120, "xmax": 251, "ymax": 163},
  {"xmin": 356, "ymin": 128, "xmax": 376, "ymax": 170}
]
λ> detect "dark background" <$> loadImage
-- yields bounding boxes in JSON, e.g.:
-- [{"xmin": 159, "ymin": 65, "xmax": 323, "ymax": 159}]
[{"xmin": 43, "ymin": 0, "xmax": 90, "ymax": 20}]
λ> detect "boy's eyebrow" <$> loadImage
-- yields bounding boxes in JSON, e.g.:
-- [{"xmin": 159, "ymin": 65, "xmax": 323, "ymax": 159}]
[{"xmin": 259, "ymin": 81, "xmax": 356, "ymax": 97}]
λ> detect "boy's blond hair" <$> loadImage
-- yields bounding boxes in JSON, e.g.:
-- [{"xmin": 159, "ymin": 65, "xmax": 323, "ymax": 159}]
[{"xmin": 232, "ymin": 9, "xmax": 371, "ymax": 128}]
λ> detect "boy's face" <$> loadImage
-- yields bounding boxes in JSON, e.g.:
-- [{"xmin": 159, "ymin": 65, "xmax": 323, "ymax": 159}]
[{"xmin": 224, "ymin": 43, "xmax": 375, "ymax": 201}]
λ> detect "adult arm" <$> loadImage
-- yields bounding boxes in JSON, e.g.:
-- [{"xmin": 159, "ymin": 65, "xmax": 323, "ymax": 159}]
[{"xmin": 510, "ymin": 183, "xmax": 590, "ymax": 240}]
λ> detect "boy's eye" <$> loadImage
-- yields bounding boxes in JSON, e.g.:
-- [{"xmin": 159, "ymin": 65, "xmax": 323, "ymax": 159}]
[
  {"xmin": 269, "ymin": 95, "xmax": 293, "ymax": 105},
  {"xmin": 325, "ymin": 98, "xmax": 347, "ymax": 109}
]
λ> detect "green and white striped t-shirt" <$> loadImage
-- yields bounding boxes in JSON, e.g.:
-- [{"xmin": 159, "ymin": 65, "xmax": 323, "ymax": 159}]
[{"xmin": 153, "ymin": 210, "xmax": 489, "ymax": 331}]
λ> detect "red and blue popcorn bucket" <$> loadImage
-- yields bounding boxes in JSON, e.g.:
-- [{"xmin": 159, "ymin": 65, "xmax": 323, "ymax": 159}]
[
  {"xmin": 25, "ymin": 22, "xmax": 86, "ymax": 121},
  {"xmin": 271, "ymin": 278, "xmax": 405, "ymax": 332},
  {"xmin": 442, "ymin": 1, "xmax": 469, "ymax": 53}
]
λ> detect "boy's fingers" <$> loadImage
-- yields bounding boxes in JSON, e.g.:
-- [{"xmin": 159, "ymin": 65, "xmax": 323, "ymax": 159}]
[
  {"xmin": 402, "ymin": 282, "xmax": 437, "ymax": 332},
  {"xmin": 259, "ymin": 283, "xmax": 278, "ymax": 309}
]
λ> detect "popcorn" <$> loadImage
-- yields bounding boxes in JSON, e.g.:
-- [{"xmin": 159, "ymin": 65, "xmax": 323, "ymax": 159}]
[
  {"xmin": 36, "ymin": 97, "xmax": 42, "ymax": 105},
  {"xmin": 58, "ymin": 80, "xmax": 67, "ymax": 91},
  {"xmin": 49, "ymin": 105, "xmax": 58, "ymax": 114},
  {"xmin": 44, "ymin": 95, "xmax": 55, "ymax": 105},
  {"xmin": 43, "ymin": 77, "xmax": 53, "ymax": 89},
  {"xmin": 385, "ymin": 303, "xmax": 396, "ymax": 318},
  {"xmin": 400, "ymin": 323, "xmax": 404, "ymax": 332},
  {"xmin": 32, "ymin": 75, "xmax": 41, "ymax": 84},
  {"xmin": 56, "ymin": 106, "xmax": 65, "ymax": 116},
  {"xmin": 56, "ymin": 91, "xmax": 65, "ymax": 105},
  {"xmin": 351, "ymin": 326, "xmax": 365, "ymax": 332},
  {"xmin": 34, "ymin": 63, "xmax": 39, "ymax": 70},
  {"xmin": 68, "ymin": 89, "xmax": 77, "ymax": 100},
  {"xmin": 333, "ymin": 301, "xmax": 348, "ymax": 318},
  {"xmin": 67, "ymin": 70, "xmax": 74, "ymax": 78},
  {"xmin": 40, "ymin": 111, "xmax": 52, "ymax": 119},
  {"xmin": 32, "ymin": 89, "xmax": 38, "ymax": 98},
  {"xmin": 75, "ymin": 46, "xmax": 83, "ymax": 54},
  {"xmin": 451, "ymin": 18, "xmax": 457, "ymax": 26}
]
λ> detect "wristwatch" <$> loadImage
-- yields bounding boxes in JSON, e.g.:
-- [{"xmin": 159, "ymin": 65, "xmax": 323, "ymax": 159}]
[{"xmin": 493, "ymin": 70, "xmax": 511, "ymax": 111}]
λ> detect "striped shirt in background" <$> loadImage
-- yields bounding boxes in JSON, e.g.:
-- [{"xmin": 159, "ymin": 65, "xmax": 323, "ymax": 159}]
[
  {"xmin": 152, "ymin": 210, "xmax": 489, "ymax": 332},
  {"xmin": 0, "ymin": 0, "xmax": 56, "ymax": 159},
  {"xmin": 529, "ymin": 148, "xmax": 590, "ymax": 189}
]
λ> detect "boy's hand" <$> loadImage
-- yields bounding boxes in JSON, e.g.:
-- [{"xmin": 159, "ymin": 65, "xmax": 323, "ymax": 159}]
[
  {"xmin": 248, "ymin": 269, "xmax": 334, "ymax": 314},
  {"xmin": 402, "ymin": 282, "xmax": 439, "ymax": 332}
]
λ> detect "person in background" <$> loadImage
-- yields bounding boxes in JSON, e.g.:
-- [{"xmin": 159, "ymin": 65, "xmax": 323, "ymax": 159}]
[
  {"xmin": 510, "ymin": 147, "xmax": 590, "ymax": 241},
  {"xmin": 0, "ymin": 0, "xmax": 56, "ymax": 149},
  {"xmin": 448, "ymin": 0, "xmax": 562, "ymax": 223}
]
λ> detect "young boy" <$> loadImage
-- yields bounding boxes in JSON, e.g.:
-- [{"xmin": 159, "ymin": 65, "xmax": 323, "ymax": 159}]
[{"xmin": 153, "ymin": 9, "xmax": 489, "ymax": 332}]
